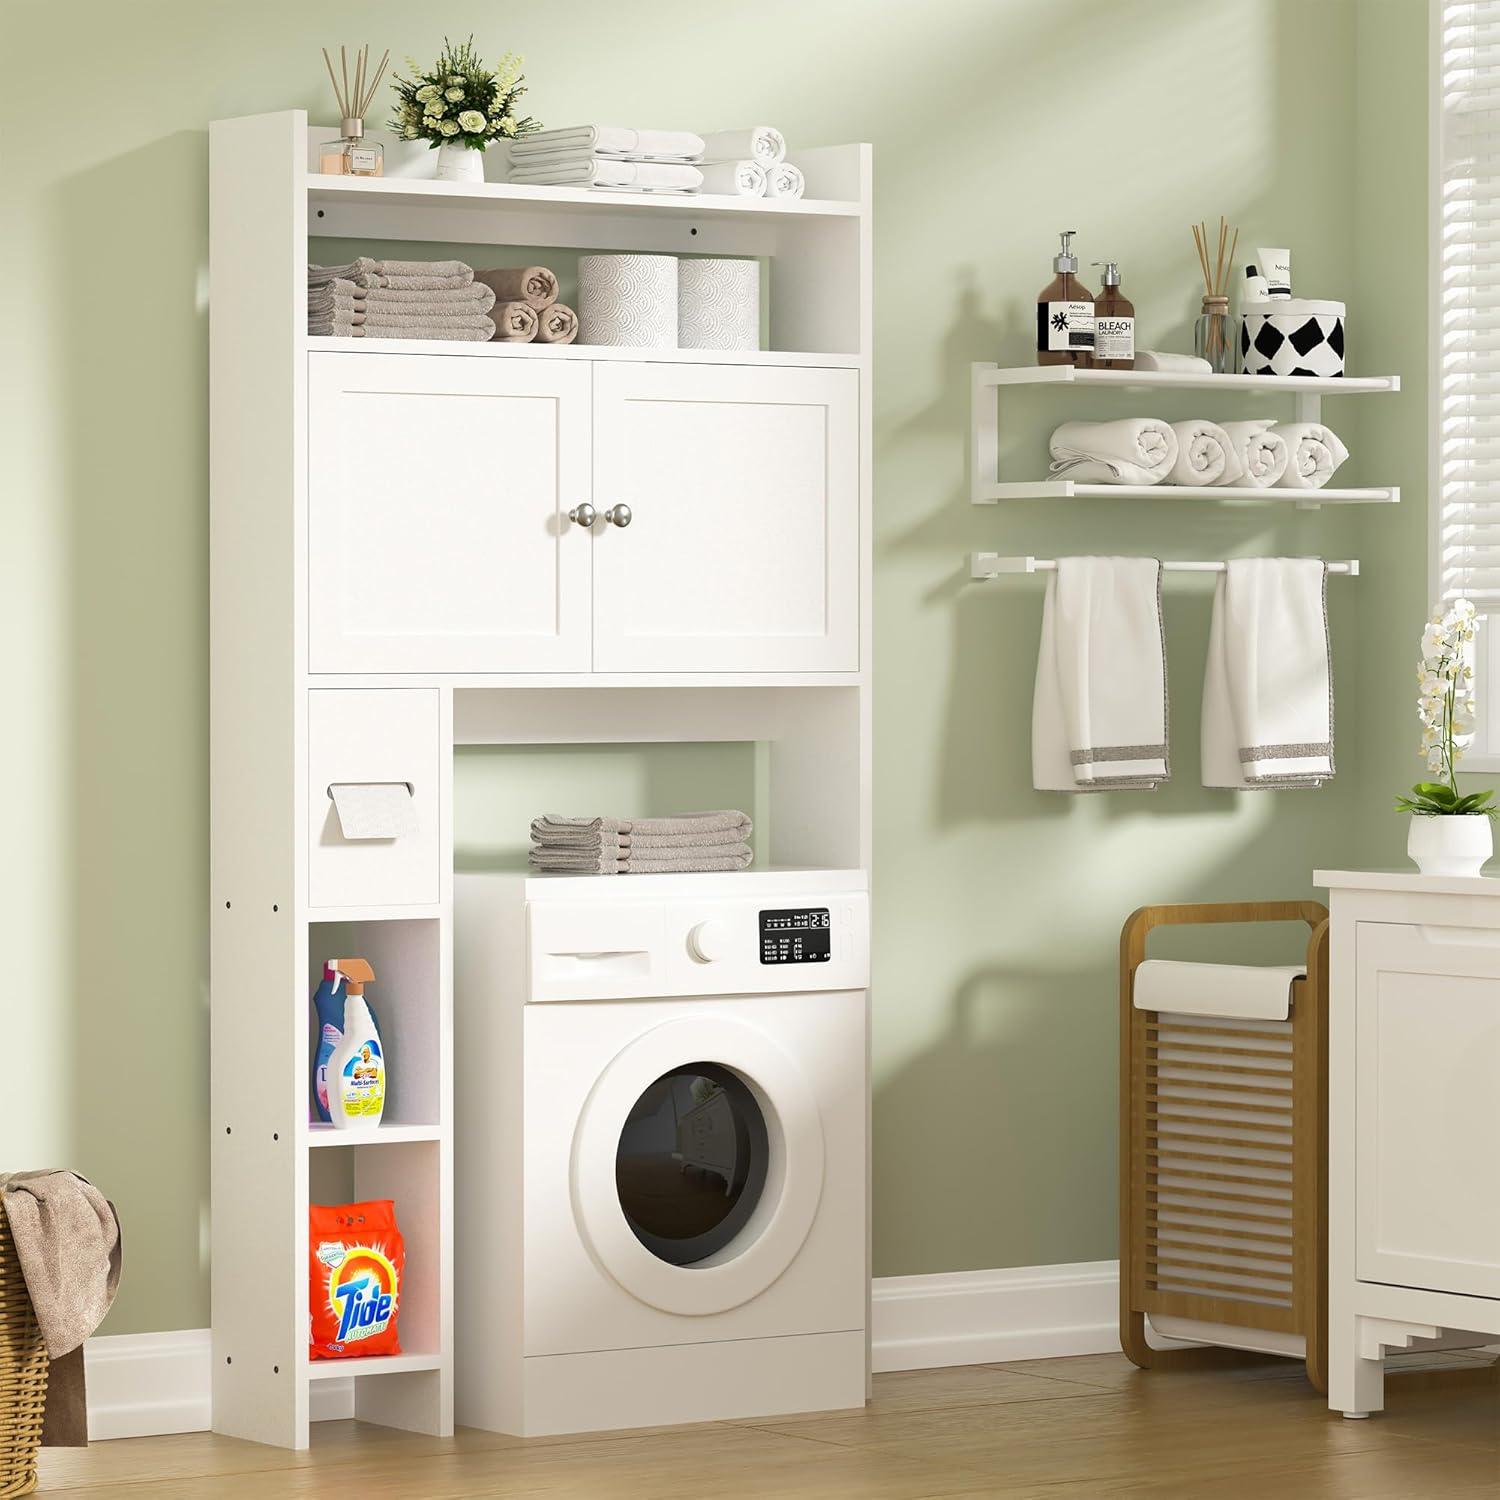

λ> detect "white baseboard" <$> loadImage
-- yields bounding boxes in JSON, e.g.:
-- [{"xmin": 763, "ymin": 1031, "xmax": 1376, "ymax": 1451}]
[
  {"xmin": 84, "ymin": 1329, "xmax": 211, "ymax": 1440},
  {"xmin": 84, "ymin": 1261, "xmax": 1125, "ymax": 1438},
  {"xmin": 872, "ymin": 1260, "xmax": 1121, "ymax": 1372}
]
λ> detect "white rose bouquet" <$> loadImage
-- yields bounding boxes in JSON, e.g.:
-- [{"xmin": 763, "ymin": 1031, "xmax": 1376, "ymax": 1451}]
[
  {"xmin": 389, "ymin": 37, "xmax": 538, "ymax": 152},
  {"xmin": 1395, "ymin": 598, "xmax": 1496, "ymax": 818}
]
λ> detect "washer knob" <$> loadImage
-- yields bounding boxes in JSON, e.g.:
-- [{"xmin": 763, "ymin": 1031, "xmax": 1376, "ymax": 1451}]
[{"xmin": 688, "ymin": 919, "xmax": 731, "ymax": 963}]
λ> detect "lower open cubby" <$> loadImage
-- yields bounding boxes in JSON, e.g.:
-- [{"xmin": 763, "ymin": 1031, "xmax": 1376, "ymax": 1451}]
[{"xmin": 307, "ymin": 1137, "xmax": 447, "ymax": 1423}]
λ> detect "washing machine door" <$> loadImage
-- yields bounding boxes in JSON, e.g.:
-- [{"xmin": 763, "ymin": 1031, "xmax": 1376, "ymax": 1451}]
[{"xmin": 572, "ymin": 1014, "xmax": 825, "ymax": 1316}]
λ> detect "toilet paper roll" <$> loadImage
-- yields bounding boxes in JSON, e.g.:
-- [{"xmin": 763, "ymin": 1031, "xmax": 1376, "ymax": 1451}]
[
  {"xmin": 677, "ymin": 258, "xmax": 760, "ymax": 352},
  {"xmin": 578, "ymin": 253, "xmax": 678, "ymax": 348}
]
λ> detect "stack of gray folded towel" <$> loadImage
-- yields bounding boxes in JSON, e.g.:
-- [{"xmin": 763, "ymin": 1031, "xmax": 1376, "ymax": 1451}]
[
  {"xmin": 530, "ymin": 811, "xmax": 753, "ymax": 875},
  {"xmin": 308, "ymin": 258, "xmax": 496, "ymax": 341}
]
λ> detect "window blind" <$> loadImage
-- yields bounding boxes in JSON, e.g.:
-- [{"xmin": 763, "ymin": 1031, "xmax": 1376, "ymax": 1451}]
[{"xmin": 1439, "ymin": 0, "xmax": 1500, "ymax": 607}]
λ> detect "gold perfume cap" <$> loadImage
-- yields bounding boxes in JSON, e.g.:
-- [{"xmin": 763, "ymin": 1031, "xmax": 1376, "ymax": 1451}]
[{"xmin": 341, "ymin": 117, "xmax": 364, "ymax": 139}]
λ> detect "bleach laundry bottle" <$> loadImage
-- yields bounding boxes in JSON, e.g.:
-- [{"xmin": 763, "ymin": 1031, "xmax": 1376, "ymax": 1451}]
[
  {"xmin": 312, "ymin": 959, "xmax": 377, "ymax": 1123},
  {"xmin": 329, "ymin": 968, "xmax": 387, "ymax": 1130}
]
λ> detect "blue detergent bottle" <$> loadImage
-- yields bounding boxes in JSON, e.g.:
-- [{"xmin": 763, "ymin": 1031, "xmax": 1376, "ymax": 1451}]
[{"xmin": 312, "ymin": 958, "xmax": 380, "ymax": 1123}]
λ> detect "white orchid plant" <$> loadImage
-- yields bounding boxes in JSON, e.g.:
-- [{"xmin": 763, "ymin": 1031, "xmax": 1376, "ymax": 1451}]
[
  {"xmin": 1395, "ymin": 598, "xmax": 1495, "ymax": 818},
  {"xmin": 388, "ymin": 37, "xmax": 538, "ymax": 151}
]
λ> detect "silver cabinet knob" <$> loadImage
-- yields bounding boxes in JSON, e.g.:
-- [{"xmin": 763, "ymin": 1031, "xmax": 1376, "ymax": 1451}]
[
  {"xmin": 568, "ymin": 503, "xmax": 598, "ymax": 528},
  {"xmin": 604, "ymin": 504, "xmax": 633, "ymax": 528}
]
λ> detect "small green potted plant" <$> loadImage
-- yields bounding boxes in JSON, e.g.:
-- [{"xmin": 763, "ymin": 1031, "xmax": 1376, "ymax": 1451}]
[
  {"xmin": 389, "ymin": 37, "xmax": 538, "ymax": 183},
  {"xmin": 1397, "ymin": 597, "xmax": 1496, "ymax": 874}
]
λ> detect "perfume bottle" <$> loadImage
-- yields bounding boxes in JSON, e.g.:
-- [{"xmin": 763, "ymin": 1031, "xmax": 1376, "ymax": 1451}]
[{"xmin": 319, "ymin": 117, "xmax": 383, "ymax": 177}]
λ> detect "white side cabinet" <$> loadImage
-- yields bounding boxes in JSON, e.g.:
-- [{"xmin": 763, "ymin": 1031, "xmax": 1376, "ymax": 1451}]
[
  {"xmin": 1317, "ymin": 871, "xmax": 1500, "ymax": 1420},
  {"xmin": 592, "ymin": 363, "xmax": 859, "ymax": 673},
  {"xmin": 308, "ymin": 353, "xmax": 594, "ymax": 674}
]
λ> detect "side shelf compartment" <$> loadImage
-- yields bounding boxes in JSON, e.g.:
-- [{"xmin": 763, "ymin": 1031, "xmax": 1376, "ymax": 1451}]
[{"xmin": 309, "ymin": 688, "xmax": 440, "ymax": 908}]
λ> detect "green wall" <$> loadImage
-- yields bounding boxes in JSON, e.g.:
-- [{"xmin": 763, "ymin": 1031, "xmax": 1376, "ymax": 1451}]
[{"xmin": 0, "ymin": 0, "xmax": 1431, "ymax": 1336}]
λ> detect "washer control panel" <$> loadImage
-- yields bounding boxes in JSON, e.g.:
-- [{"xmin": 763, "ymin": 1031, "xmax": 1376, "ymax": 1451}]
[{"xmin": 759, "ymin": 907, "xmax": 832, "ymax": 965}]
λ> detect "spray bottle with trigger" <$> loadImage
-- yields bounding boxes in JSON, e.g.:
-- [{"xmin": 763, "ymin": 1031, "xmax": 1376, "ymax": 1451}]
[
  {"xmin": 329, "ymin": 962, "xmax": 386, "ymax": 1129},
  {"xmin": 312, "ymin": 958, "xmax": 379, "ymax": 1124}
]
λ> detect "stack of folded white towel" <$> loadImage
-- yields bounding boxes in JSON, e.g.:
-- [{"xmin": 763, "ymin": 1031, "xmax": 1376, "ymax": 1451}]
[
  {"xmin": 500, "ymin": 124, "xmax": 805, "ymax": 201},
  {"xmin": 504, "ymin": 126, "xmax": 708, "ymax": 195},
  {"xmin": 308, "ymin": 258, "xmax": 496, "ymax": 341},
  {"xmin": 1032, "ymin": 556, "xmax": 1334, "ymax": 793},
  {"xmin": 530, "ymin": 811, "xmax": 754, "ymax": 875},
  {"xmin": 1049, "ymin": 418, "xmax": 1350, "ymax": 490}
]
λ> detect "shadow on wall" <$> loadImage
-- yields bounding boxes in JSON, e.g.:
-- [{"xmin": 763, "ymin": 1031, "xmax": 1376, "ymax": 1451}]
[
  {"xmin": 55, "ymin": 131, "xmax": 211, "ymax": 1333},
  {"xmin": 872, "ymin": 958, "xmax": 1118, "ymax": 1277}
]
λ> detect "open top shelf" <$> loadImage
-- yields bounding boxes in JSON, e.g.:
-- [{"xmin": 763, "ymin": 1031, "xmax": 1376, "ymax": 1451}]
[
  {"xmin": 308, "ymin": 173, "xmax": 861, "ymax": 222},
  {"xmin": 976, "ymin": 363, "xmax": 1400, "ymax": 395}
]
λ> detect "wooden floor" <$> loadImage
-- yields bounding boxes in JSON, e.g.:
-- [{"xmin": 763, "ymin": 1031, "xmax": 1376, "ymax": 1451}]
[{"xmin": 35, "ymin": 1347, "xmax": 1500, "ymax": 1497}]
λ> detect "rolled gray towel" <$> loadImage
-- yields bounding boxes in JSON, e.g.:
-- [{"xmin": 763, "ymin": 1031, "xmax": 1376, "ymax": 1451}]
[
  {"xmin": 475, "ymin": 266, "xmax": 559, "ymax": 309},
  {"xmin": 535, "ymin": 303, "xmax": 578, "ymax": 345},
  {"xmin": 493, "ymin": 301, "xmax": 539, "ymax": 342}
]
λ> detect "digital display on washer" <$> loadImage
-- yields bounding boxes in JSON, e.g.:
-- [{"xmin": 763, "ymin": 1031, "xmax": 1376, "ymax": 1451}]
[{"xmin": 759, "ymin": 907, "xmax": 832, "ymax": 964}]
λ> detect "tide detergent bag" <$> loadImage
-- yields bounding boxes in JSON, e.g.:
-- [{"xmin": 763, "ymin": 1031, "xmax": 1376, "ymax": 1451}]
[{"xmin": 309, "ymin": 1199, "xmax": 404, "ymax": 1359}]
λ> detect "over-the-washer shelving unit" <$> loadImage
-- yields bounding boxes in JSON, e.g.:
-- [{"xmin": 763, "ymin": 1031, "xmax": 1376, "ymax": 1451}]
[
  {"xmin": 210, "ymin": 110, "xmax": 872, "ymax": 1451},
  {"xmin": 970, "ymin": 361, "xmax": 1402, "ymax": 508}
]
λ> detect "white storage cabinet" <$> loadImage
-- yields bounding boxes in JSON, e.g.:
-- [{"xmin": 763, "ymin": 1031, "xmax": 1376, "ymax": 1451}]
[{"xmin": 1317, "ymin": 871, "xmax": 1500, "ymax": 1420}]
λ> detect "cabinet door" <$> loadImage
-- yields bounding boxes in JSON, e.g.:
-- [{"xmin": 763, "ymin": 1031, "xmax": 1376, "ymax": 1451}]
[
  {"xmin": 308, "ymin": 353, "xmax": 591, "ymax": 673},
  {"xmin": 591, "ymin": 363, "xmax": 859, "ymax": 673},
  {"xmin": 1355, "ymin": 921, "xmax": 1500, "ymax": 1297}
]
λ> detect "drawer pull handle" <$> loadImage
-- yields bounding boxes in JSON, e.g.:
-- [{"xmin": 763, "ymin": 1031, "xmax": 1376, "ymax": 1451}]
[{"xmin": 327, "ymin": 782, "xmax": 417, "ymax": 841}]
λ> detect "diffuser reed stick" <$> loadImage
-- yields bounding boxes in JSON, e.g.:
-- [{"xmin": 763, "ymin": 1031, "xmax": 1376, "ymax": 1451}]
[
  {"xmin": 1191, "ymin": 215, "xmax": 1240, "ymax": 367},
  {"xmin": 321, "ymin": 43, "xmax": 390, "ymax": 122}
]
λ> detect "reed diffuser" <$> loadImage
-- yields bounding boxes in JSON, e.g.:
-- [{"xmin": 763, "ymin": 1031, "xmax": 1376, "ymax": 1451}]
[
  {"xmin": 318, "ymin": 44, "xmax": 391, "ymax": 177},
  {"xmin": 1191, "ymin": 217, "xmax": 1240, "ymax": 374}
]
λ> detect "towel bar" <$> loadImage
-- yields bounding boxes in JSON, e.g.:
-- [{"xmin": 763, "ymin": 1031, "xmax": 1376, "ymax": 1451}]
[
  {"xmin": 972, "ymin": 554, "xmax": 1359, "ymax": 579},
  {"xmin": 1120, "ymin": 900, "xmax": 1330, "ymax": 1391}
]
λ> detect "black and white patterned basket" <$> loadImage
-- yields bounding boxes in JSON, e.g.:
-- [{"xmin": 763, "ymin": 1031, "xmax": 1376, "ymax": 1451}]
[{"xmin": 1240, "ymin": 299, "xmax": 1346, "ymax": 378}]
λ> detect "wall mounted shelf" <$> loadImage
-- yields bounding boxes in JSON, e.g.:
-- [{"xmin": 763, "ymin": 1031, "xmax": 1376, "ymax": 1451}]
[
  {"xmin": 971, "ymin": 361, "xmax": 1403, "ymax": 509},
  {"xmin": 978, "ymin": 480, "xmax": 1399, "ymax": 507}
]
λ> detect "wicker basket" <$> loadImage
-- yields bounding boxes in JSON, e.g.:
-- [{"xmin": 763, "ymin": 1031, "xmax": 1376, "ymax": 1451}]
[{"xmin": 0, "ymin": 1204, "xmax": 46, "ymax": 1498}]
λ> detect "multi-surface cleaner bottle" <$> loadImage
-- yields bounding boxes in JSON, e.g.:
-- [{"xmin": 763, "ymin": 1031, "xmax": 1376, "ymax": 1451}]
[
  {"xmin": 1036, "ymin": 230, "xmax": 1094, "ymax": 366},
  {"xmin": 312, "ymin": 958, "xmax": 379, "ymax": 1124},
  {"xmin": 329, "ymin": 981, "xmax": 386, "ymax": 1129}
]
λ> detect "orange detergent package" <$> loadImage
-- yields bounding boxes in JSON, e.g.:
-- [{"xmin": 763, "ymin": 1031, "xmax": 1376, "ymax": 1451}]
[{"xmin": 309, "ymin": 1200, "xmax": 404, "ymax": 1360}]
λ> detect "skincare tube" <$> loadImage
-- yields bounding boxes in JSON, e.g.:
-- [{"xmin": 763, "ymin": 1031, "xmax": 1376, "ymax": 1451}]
[
  {"xmin": 1256, "ymin": 247, "xmax": 1291, "ymax": 298},
  {"xmin": 1242, "ymin": 264, "xmax": 1270, "ymax": 301}
]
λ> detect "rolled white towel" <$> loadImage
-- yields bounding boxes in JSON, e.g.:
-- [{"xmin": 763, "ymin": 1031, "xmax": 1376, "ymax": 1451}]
[
  {"xmin": 1050, "ymin": 418, "xmax": 1179, "ymax": 486},
  {"xmin": 1133, "ymin": 350, "xmax": 1213, "ymax": 374},
  {"xmin": 700, "ymin": 126, "xmax": 785, "ymax": 165},
  {"xmin": 765, "ymin": 161, "xmax": 804, "ymax": 199},
  {"xmin": 1167, "ymin": 420, "xmax": 1232, "ymax": 485},
  {"xmin": 697, "ymin": 160, "xmax": 767, "ymax": 197},
  {"xmin": 1272, "ymin": 423, "xmax": 1350, "ymax": 489},
  {"xmin": 1214, "ymin": 420, "xmax": 1289, "ymax": 488}
]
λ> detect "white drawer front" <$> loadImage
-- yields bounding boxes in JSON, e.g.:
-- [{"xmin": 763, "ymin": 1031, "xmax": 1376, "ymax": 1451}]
[
  {"xmin": 308, "ymin": 689, "xmax": 439, "ymax": 908},
  {"xmin": 1355, "ymin": 921, "xmax": 1500, "ymax": 1298}
]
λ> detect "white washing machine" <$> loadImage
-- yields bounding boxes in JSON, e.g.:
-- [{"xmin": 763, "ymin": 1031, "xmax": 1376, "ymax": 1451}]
[{"xmin": 455, "ymin": 868, "xmax": 869, "ymax": 1436}]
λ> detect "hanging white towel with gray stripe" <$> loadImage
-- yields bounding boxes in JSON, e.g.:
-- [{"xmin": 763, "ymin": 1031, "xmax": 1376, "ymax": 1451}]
[
  {"xmin": 1032, "ymin": 557, "xmax": 1169, "ymax": 791},
  {"xmin": 1201, "ymin": 558, "xmax": 1334, "ymax": 788}
]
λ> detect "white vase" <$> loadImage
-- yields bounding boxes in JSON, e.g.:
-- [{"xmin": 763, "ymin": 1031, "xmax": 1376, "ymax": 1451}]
[
  {"xmin": 1407, "ymin": 813, "xmax": 1493, "ymax": 876},
  {"xmin": 434, "ymin": 141, "xmax": 485, "ymax": 184}
]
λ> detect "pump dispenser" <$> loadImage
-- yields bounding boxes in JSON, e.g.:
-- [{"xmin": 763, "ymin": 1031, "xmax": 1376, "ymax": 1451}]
[
  {"xmin": 328, "ymin": 960, "xmax": 385, "ymax": 1129},
  {"xmin": 1091, "ymin": 260, "xmax": 1135, "ymax": 370},
  {"xmin": 1037, "ymin": 231, "xmax": 1094, "ymax": 366}
]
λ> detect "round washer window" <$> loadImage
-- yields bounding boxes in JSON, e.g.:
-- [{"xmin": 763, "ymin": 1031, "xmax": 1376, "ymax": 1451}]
[{"xmin": 615, "ymin": 1063, "xmax": 769, "ymax": 1267}]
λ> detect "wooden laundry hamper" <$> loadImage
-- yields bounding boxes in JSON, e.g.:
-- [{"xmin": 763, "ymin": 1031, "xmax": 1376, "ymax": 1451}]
[
  {"xmin": 1120, "ymin": 901, "xmax": 1329, "ymax": 1391},
  {"xmin": 0, "ymin": 1204, "xmax": 46, "ymax": 1497}
]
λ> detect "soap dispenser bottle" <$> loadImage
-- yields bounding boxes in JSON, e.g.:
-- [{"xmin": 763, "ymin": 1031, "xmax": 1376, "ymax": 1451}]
[
  {"xmin": 1091, "ymin": 261, "xmax": 1135, "ymax": 370},
  {"xmin": 328, "ymin": 964, "xmax": 386, "ymax": 1129},
  {"xmin": 1037, "ymin": 231, "xmax": 1094, "ymax": 366}
]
